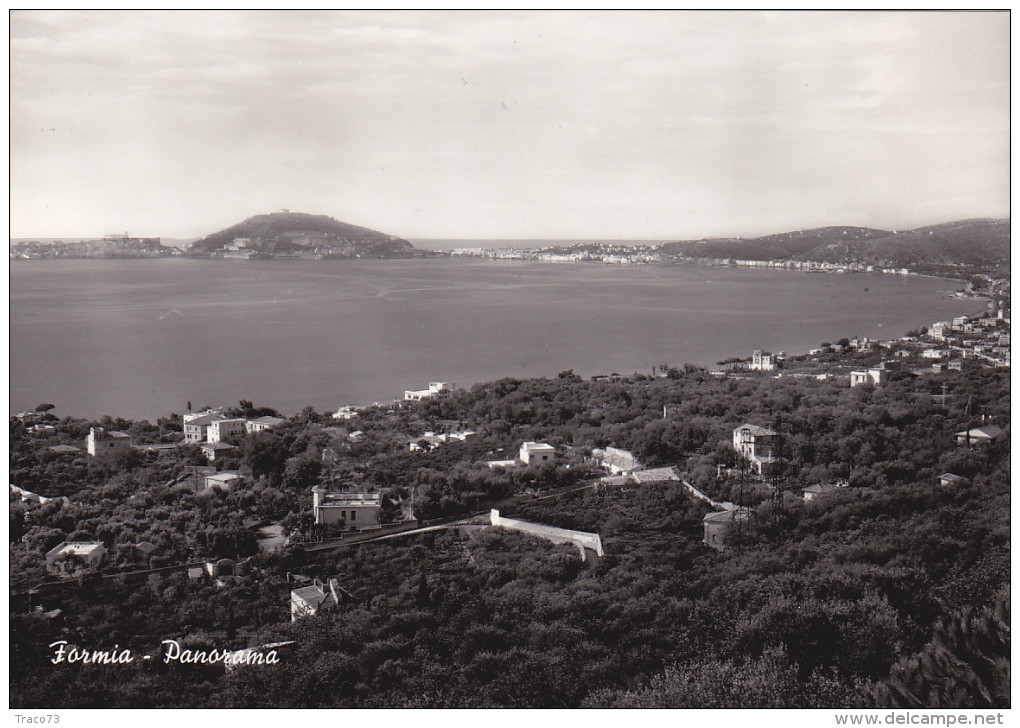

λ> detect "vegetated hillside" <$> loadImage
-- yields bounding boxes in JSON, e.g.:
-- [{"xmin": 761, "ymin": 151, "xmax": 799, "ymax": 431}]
[
  {"xmin": 662, "ymin": 219, "xmax": 1010, "ymax": 270},
  {"xmin": 190, "ymin": 212, "xmax": 420, "ymax": 258},
  {"xmin": 661, "ymin": 227, "xmax": 893, "ymax": 261},
  {"xmin": 9, "ymin": 365, "xmax": 1010, "ymax": 708},
  {"xmin": 799, "ymin": 219, "xmax": 1011, "ymax": 269}
]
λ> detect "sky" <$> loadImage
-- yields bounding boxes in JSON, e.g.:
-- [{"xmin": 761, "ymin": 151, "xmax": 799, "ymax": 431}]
[{"xmin": 9, "ymin": 10, "xmax": 1010, "ymax": 240}]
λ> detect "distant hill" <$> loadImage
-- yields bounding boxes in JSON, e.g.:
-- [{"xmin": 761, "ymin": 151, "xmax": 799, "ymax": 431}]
[
  {"xmin": 798, "ymin": 219, "xmax": 1011, "ymax": 268},
  {"xmin": 661, "ymin": 226, "xmax": 892, "ymax": 261},
  {"xmin": 661, "ymin": 219, "xmax": 1009, "ymax": 270},
  {"xmin": 190, "ymin": 212, "xmax": 420, "ymax": 258}
]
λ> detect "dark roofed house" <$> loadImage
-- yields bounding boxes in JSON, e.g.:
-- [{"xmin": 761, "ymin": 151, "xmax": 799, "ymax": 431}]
[
  {"xmin": 703, "ymin": 507, "xmax": 751, "ymax": 551},
  {"xmin": 802, "ymin": 482, "xmax": 844, "ymax": 503},
  {"xmin": 955, "ymin": 425, "xmax": 1004, "ymax": 444},
  {"xmin": 200, "ymin": 441, "xmax": 237, "ymax": 461},
  {"xmin": 291, "ymin": 578, "xmax": 353, "ymax": 621}
]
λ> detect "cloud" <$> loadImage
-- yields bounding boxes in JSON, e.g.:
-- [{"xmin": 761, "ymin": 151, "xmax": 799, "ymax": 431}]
[{"xmin": 9, "ymin": 10, "xmax": 1009, "ymax": 238}]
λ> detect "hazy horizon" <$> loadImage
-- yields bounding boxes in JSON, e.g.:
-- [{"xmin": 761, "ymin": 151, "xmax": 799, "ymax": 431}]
[
  {"xmin": 9, "ymin": 213, "xmax": 1011, "ymax": 249},
  {"xmin": 11, "ymin": 11, "xmax": 1009, "ymax": 239}
]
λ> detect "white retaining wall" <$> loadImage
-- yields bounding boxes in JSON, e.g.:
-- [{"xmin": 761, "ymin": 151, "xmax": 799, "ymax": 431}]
[{"xmin": 490, "ymin": 509, "xmax": 604, "ymax": 557}]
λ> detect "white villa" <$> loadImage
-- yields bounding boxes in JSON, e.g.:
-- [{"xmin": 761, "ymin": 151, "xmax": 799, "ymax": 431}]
[{"xmin": 404, "ymin": 382, "xmax": 451, "ymax": 401}]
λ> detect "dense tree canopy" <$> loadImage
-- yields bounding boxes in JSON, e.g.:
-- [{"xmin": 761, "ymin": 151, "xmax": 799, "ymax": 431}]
[{"xmin": 9, "ymin": 365, "xmax": 1010, "ymax": 708}]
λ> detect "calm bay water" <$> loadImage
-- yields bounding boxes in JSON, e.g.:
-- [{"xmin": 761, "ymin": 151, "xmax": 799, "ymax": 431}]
[{"xmin": 10, "ymin": 258, "xmax": 980, "ymax": 421}]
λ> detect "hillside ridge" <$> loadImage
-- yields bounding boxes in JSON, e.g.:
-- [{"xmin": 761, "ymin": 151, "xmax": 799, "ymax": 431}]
[{"xmin": 189, "ymin": 211, "xmax": 421, "ymax": 259}]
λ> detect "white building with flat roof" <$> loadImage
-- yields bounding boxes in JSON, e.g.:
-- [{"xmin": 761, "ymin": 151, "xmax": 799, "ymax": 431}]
[
  {"xmin": 312, "ymin": 488, "xmax": 382, "ymax": 529},
  {"xmin": 46, "ymin": 541, "xmax": 106, "ymax": 577},
  {"xmin": 850, "ymin": 366, "xmax": 889, "ymax": 388},
  {"xmin": 404, "ymin": 382, "xmax": 451, "ymax": 401},
  {"xmin": 519, "ymin": 441, "xmax": 556, "ymax": 465}
]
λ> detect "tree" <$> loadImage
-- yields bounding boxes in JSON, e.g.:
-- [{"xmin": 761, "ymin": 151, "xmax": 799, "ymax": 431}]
[
  {"xmin": 871, "ymin": 590, "xmax": 1010, "ymax": 708},
  {"xmin": 35, "ymin": 403, "xmax": 55, "ymax": 413}
]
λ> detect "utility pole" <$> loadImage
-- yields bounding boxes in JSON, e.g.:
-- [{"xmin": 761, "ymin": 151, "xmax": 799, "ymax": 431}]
[
  {"xmin": 933, "ymin": 384, "xmax": 952, "ymax": 411},
  {"xmin": 769, "ymin": 415, "xmax": 786, "ymax": 528}
]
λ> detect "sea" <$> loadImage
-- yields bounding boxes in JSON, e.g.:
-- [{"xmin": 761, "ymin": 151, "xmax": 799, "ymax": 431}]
[{"xmin": 9, "ymin": 257, "xmax": 983, "ymax": 421}]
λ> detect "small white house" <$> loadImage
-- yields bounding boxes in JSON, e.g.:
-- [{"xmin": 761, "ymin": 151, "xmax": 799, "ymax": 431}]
[
  {"xmin": 519, "ymin": 441, "xmax": 556, "ymax": 465},
  {"xmin": 203, "ymin": 471, "xmax": 243, "ymax": 492},
  {"xmin": 850, "ymin": 366, "xmax": 888, "ymax": 387}
]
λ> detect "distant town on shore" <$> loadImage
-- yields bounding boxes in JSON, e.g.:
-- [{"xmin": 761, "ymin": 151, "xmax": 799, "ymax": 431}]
[{"xmin": 9, "ymin": 212, "xmax": 1010, "ymax": 281}]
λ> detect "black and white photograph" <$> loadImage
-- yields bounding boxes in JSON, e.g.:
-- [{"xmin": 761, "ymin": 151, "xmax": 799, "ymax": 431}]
[{"xmin": 9, "ymin": 10, "xmax": 1010, "ymax": 714}]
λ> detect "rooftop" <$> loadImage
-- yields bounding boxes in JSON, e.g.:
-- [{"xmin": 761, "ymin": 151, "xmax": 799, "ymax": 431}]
[
  {"xmin": 292, "ymin": 584, "xmax": 336, "ymax": 610},
  {"xmin": 249, "ymin": 416, "xmax": 286, "ymax": 426},
  {"xmin": 46, "ymin": 541, "xmax": 104, "ymax": 558},
  {"xmin": 631, "ymin": 466, "xmax": 679, "ymax": 483},
  {"xmin": 90, "ymin": 427, "xmax": 131, "ymax": 440},
  {"xmin": 803, "ymin": 483, "xmax": 843, "ymax": 495},
  {"xmin": 200, "ymin": 441, "xmax": 237, "ymax": 451},
  {"xmin": 955, "ymin": 425, "xmax": 1004, "ymax": 439},
  {"xmin": 734, "ymin": 424, "xmax": 777, "ymax": 437},
  {"xmin": 319, "ymin": 492, "xmax": 382, "ymax": 508},
  {"xmin": 185, "ymin": 413, "xmax": 227, "ymax": 427}
]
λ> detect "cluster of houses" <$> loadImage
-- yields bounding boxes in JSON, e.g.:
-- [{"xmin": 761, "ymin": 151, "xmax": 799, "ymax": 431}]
[
  {"xmin": 183, "ymin": 409, "xmax": 287, "ymax": 461},
  {"xmin": 921, "ymin": 311, "xmax": 1010, "ymax": 369},
  {"xmin": 701, "ymin": 412, "xmax": 1006, "ymax": 551},
  {"xmin": 77, "ymin": 407, "xmax": 288, "ymax": 461}
]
